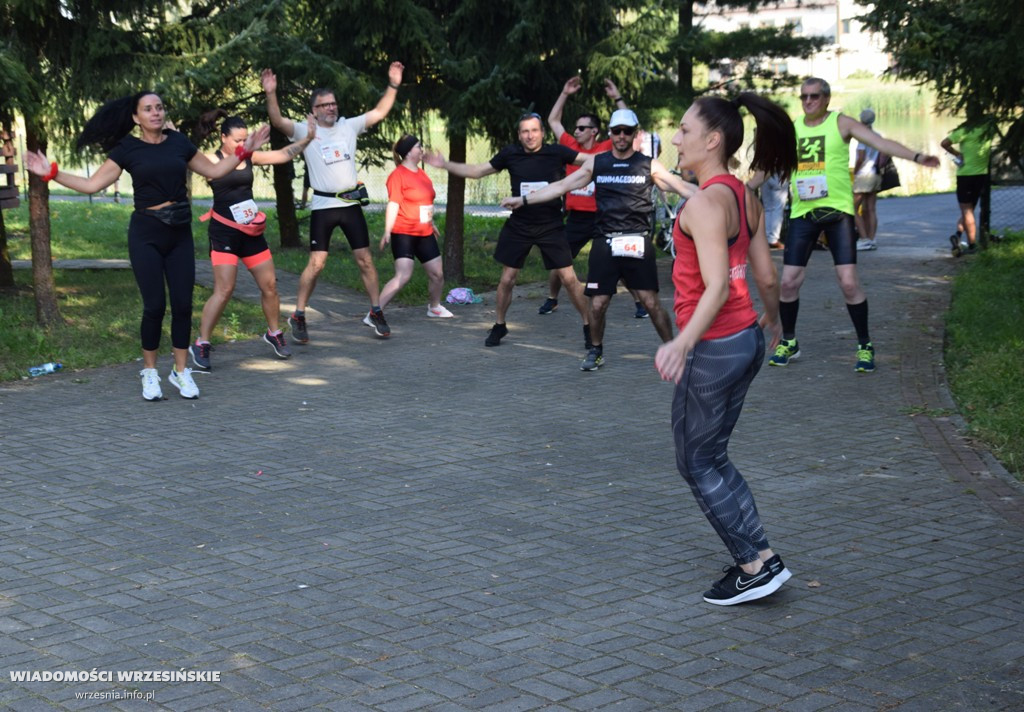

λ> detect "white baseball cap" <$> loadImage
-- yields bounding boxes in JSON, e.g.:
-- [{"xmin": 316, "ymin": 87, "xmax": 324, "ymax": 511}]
[{"xmin": 608, "ymin": 109, "xmax": 639, "ymax": 128}]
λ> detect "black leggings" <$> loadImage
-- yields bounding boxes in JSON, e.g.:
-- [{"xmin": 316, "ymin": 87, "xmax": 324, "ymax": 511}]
[
  {"xmin": 671, "ymin": 324, "xmax": 769, "ymax": 565},
  {"xmin": 127, "ymin": 213, "xmax": 195, "ymax": 351}
]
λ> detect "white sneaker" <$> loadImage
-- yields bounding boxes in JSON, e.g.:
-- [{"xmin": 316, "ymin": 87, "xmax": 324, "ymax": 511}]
[
  {"xmin": 140, "ymin": 368, "xmax": 163, "ymax": 401},
  {"xmin": 855, "ymin": 239, "xmax": 877, "ymax": 251},
  {"xmin": 426, "ymin": 304, "xmax": 454, "ymax": 318},
  {"xmin": 168, "ymin": 367, "xmax": 199, "ymax": 399}
]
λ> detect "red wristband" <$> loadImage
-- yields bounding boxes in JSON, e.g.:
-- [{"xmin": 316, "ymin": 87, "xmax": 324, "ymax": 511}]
[
  {"xmin": 234, "ymin": 144, "xmax": 253, "ymax": 162},
  {"xmin": 41, "ymin": 162, "xmax": 58, "ymax": 182}
]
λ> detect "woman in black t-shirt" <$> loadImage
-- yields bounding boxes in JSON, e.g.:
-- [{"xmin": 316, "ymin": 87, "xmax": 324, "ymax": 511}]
[
  {"xmin": 188, "ymin": 112, "xmax": 315, "ymax": 371},
  {"xmin": 24, "ymin": 91, "xmax": 269, "ymax": 402}
]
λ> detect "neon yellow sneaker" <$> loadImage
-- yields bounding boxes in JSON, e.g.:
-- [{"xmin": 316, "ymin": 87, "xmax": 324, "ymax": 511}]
[
  {"xmin": 855, "ymin": 342, "xmax": 875, "ymax": 373},
  {"xmin": 768, "ymin": 338, "xmax": 800, "ymax": 367}
]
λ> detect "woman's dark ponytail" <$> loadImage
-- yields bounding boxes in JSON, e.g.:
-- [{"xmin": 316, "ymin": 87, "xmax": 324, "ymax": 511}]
[
  {"xmin": 692, "ymin": 93, "xmax": 797, "ymax": 178},
  {"xmin": 77, "ymin": 91, "xmax": 157, "ymax": 152}
]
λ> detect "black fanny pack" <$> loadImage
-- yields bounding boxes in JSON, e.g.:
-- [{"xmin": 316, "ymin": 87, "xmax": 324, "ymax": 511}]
[
  {"xmin": 139, "ymin": 201, "xmax": 192, "ymax": 226},
  {"xmin": 312, "ymin": 182, "xmax": 370, "ymax": 206}
]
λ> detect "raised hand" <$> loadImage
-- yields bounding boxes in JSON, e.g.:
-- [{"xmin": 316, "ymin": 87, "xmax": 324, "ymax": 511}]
[
  {"xmin": 23, "ymin": 150, "xmax": 51, "ymax": 177},
  {"xmin": 422, "ymin": 149, "xmax": 447, "ymax": 169},
  {"xmin": 562, "ymin": 76, "xmax": 582, "ymax": 95},
  {"xmin": 261, "ymin": 68, "xmax": 277, "ymax": 95},
  {"xmin": 245, "ymin": 124, "xmax": 272, "ymax": 153},
  {"xmin": 388, "ymin": 61, "xmax": 405, "ymax": 87}
]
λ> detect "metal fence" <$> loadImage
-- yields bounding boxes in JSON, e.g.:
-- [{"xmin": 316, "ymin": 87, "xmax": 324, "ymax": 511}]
[{"xmin": 984, "ymin": 143, "xmax": 1024, "ymax": 237}]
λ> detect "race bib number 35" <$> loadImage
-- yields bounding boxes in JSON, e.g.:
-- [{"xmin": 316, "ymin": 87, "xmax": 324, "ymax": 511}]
[
  {"xmin": 609, "ymin": 234, "xmax": 645, "ymax": 259},
  {"xmin": 796, "ymin": 175, "xmax": 828, "ymax": 201},
  {"xmin": 229, "ymin": 199, "xmax": 259, "ymax": 225}
]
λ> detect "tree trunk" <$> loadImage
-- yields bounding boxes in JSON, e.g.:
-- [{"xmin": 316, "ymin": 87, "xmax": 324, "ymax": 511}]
[
  {"xmin": 0, "ymin": 209, "xmax": 13, "ymax": 288},
  {"xmin": 443, "ymin": 131, "xmax": 467, "ymax": 283},
  {"xmin": 271, "ymin": 129, "xmax": 300, "ymax": 248},
  {"xmin": 678, "ymin": 0, "xmax": 695, "ymax": 104},
  {"xmin": 26, "ymin": 127, "xmax": 61, "ymax": 326}
]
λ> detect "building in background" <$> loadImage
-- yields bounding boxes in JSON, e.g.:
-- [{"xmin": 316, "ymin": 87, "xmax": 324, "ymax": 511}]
[{"xmin": 701, "ymin": 0, "xmax": 891, "ymax": 87}]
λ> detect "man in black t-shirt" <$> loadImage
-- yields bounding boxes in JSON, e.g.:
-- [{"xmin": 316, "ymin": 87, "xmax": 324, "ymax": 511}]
[
  {"xmin": 425, "ymin": 114, "xmax": 591, "ymax": 348},
  {"xmin": 501, "ymin": 109, "xmax": 695, "ymax": 371}
]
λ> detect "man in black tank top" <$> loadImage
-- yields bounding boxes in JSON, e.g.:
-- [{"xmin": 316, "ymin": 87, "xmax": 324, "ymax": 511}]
[
  {"xmin": 501, "ymin": 109, "xmax": 695, "ymax": 371},
  {"xmin": 425, "ymin": 114, "xmax": 593, "ymax": 349}
]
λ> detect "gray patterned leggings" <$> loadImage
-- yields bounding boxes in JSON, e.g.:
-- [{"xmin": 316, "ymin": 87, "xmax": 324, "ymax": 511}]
[{"xmin": 671, "ymin": 324, "xmax": 769, "ymax": 565}]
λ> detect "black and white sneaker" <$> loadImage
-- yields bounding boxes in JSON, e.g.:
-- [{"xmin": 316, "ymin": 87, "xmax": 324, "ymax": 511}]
[
  {"xmin": 362, "ymin": 310, "xmax": 391, "ymax": 337},
  {"xmin": 703, "ymin": 564, "xmax": 782, "ymax": 606},
  {"xmin": 189, "ymin": 342, "xmax": 212, "ymax": 370},
  {"xmin": 763, "ymin": 554, "xmax": 792, "ymax": 585}
]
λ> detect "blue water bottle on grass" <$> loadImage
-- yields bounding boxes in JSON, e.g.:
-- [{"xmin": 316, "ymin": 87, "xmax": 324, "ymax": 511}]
[{"xmin": 28, "ymin": 362, "xmax": 63, "ymax": 377}]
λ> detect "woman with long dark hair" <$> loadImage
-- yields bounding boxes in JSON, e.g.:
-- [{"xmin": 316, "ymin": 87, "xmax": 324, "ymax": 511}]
[
  {"xmin": 188, "ymin": 111, "xmax": 315, "ymax": 371},
  {"xmin": 24, "ymin": 91, "xmax": 268, "ymax": 401},
  {"xmin": 656, "ymin": 94, "xmax": 797, "ymax": 605}
]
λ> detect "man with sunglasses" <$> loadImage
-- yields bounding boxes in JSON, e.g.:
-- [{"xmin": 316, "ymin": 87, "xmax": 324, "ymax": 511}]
[
  {"xmin": 501, "ymin": 109, "xmax": 696, "ymax": 371},
  {"xmin": 262, "ymin": 62, "xmax": 404, "ymax": 343},
  {"xmin": 540, "ymin": 76, "xmax": 632, "ymax": 316},
  {"xmin": 773, "ymin": 77, "xmax": 938, "ymax": 373},
  {"xmin": 425, "ymin": 113, "xmax": 591, "ymax": 348}
]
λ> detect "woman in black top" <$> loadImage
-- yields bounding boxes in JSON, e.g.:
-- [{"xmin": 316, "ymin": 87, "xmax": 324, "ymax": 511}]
[
  {"xmin": 189, "ymin": 112, "xmax": 315, "ymax": 371},
  {"xmin": 24, "ymin": 91, "xmax": 268, "ymax": 401}
]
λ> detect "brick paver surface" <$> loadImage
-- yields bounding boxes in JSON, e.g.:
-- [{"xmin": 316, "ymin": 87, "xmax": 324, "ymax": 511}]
[{"xmin": 2, "ymin": 193, "xmax": 1021, "ymax": 710}]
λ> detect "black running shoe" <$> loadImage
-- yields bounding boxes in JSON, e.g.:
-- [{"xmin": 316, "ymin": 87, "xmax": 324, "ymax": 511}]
[
  {"xmin": 362, "ymin": 310, "xmax": 391, "ymax": 337},
  {"xmin": 189, "ymin": 342, "xmax": 212, "ymax": 370},
  {"xmin": 538, "ymin": 298, "xmax": 558, "ymax": 315},
  {"xmin": 634, "ymin": 301, "xmax": 649, "ymax": 319},
  {"xmin": 263, "ymin": 331, "xmax": 292, "ymax": 359},
  {"xmin": 703, "ymin": 564, "xmax": 782, "ymax": 606},
  {"xmin": 288, "ymin": 314, "xmax": 309, "ymax": 344},
  {"xmin": 485, "ymin": 323, "xmax": 508, "ymax": 347},
  {"xmin": 763, "ymin": 554, "xmax": 792, "ymax": 585}
]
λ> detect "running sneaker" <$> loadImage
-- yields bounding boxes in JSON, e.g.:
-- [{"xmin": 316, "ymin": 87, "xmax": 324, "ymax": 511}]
[
  {"xmin": 427, "ymin": 304, "xmax": 454, "ymax": 318},
  {"xmin": 168, "ymin": 367, "xmax": 199, "ymax": 399},
  {"xmin": 634, "ymin": 301, "xmax": 649, "ymax": 319},
  {"xmin": 263, "ymin": 330, "xmax": 292, "ymax": 359},
  {"xmin": 856, "ymin": 239, "xmax": 877, "ymax": 251},
  {"xmin": 764, "ymin": 554, "xmax": 792, "ymax": 585},
  {"xmin": 288, "ymin": 313, "xmax": 309, "ymax": 344},
  {"xmin": 140, "ymin": 368, "xmax": 162, "ymax": 401},
  {"xmin": 703, "ymin": 564, "xmax": 782, "ymax": 606},
  {"xmin": 768, "ymin": 338, "xmax": 800, "ymax": 367},
  {"xmin": 583, "ymin": 324, "xmax": 593, "ymax": 351},
  {"xmin": 485, "ymin": 323, "xmax": 508, "ymax": 347},
  {"xmin": 580, "ymin": 348, "xmax": 604, "ymax": 371},
  {"xmin": 855, "ymin": 342, "xmax": 875, "ymax": 373},
  {"xmin": 363, "ymin": 310, "xmax": 391, "ymax": 337},
  {"xmin": 538, "ymin": 298, "xmax": 558, "ymax": 315},
  {"xmin": 189, "ymin": 341, "xmax": 212, "ymax": 370}
]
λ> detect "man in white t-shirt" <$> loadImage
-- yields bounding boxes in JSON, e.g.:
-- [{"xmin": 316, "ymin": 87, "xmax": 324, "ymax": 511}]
[{"xmin": 262, "ymin": 62, "xmax": 404, "ymax": 341}]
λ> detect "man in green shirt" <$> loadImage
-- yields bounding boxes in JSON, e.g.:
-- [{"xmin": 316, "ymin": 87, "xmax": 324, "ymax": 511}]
[
  {"xmin": 940, "ymin": 120, "xmax": 995, "ymax": 252},
  {"xmin": 771, "ymin": 77, "xmax": 939, "ymax": 374}
]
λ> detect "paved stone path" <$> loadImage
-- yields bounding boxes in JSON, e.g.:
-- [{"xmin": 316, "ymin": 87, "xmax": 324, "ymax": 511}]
[{"xmin": 2, "ymin": 194, "xmax": 1022, "ymax": 710}]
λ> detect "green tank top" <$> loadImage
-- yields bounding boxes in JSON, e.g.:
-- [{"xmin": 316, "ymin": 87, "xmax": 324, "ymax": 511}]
[{"xmin": 791, "ymin": 111, "xmax": 853, "ymax": 218}]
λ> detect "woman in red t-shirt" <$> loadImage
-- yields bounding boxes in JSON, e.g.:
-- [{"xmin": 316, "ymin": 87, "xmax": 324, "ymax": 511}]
[
  {"xmin": 378, "ymin": 135, "xmax": 452, "ymax": 318},
  {"xmin": 655, "ymin": 94, "xmax": 796, "ymax": 606}
]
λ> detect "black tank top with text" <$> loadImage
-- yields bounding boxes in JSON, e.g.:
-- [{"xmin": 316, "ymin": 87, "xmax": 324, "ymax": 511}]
[
  {"xmin": 594, "ymin": 151, "xmax": 652, "ymax": 234},
  {"xmin": 209, "ymin": 151, "xmax": 254, "ymax": 219}
]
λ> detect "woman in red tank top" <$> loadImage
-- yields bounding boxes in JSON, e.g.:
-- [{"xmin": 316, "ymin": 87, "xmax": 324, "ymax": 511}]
[{"xmin": 655, "ymin": 94, "xmax": 797, "ymax": 606}]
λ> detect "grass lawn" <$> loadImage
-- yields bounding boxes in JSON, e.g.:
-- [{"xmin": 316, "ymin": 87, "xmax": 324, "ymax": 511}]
[
  {"xmin": 1, "ymin": 200, "xmax": 583, "ymax": 381},
  {"xmin": 944, "ymin": 232, "xmax": 1024, "ymax": 480}
]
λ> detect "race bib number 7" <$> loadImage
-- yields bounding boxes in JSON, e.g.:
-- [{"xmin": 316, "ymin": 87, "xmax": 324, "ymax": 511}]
[{"xmin": 795, "ymin": 175, "xmax": 828, "ymax": 201}]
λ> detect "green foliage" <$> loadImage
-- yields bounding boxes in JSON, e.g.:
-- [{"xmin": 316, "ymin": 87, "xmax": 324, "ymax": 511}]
[
  {"xmin": 0, "ymin": 269, "xmax": 268, "ymax": 382},
  {"xmin": 859, "ymin": 0, "xmax": 1024, "ymax": 164},
  {"xmin": 944, "ymin": 232, "xmax": 1024, "ymax": 478}
]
